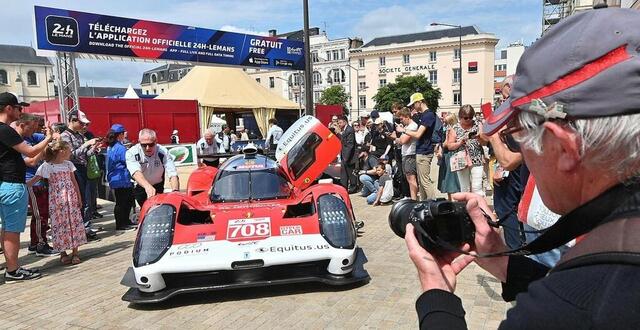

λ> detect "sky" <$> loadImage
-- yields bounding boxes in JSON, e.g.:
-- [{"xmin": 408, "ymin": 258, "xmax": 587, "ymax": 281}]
[{"xmin": 0, "ymin": 0, "xmax": 541, "ymax": 88}]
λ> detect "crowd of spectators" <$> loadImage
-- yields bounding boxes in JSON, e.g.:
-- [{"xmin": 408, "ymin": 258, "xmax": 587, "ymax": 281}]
[
  {"xmin": 0, "ymin": 98, "xmax": 183, "ymax": 281},
  {"xmin": 335, "ymin": 92, "xmax": 499, "ymax": 212}
]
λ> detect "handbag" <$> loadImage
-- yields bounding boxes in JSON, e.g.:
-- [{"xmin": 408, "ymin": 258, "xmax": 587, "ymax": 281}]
[
  {"xmin": 87, "ymin": 154, "xmax": 102, "ymax": 180},
  {"xmin": 449, "ymin": 148, "xmax": 472, "ymax": 172}
]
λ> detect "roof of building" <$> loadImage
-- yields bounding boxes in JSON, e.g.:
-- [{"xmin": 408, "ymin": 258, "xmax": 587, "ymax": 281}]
[
  {"xmin": 143, "ymin": 63, "xmax": 193, "ymax": 74},
  {"xmin": 362, "ymin": 26, "xmax": 481, "ymax": 48},
  {"xmin": 141, "ymin": 64, "xmax": 193, "ymax": 84},
  {"xmin": 0, "ymin": 45, "xmax": 52, "ymax": 65},
  {"xmin": 276, "ymin": 27, "xmax": 320, "ymax": 42},
  {"xmin": 78, "ymin": 86, "xmax": 143, "ymax": 98}
]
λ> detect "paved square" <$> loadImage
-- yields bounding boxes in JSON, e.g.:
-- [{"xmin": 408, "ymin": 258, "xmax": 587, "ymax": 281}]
[{"xmin": 0, "ymin": 167, "xmax": 510, "ymax": 329}]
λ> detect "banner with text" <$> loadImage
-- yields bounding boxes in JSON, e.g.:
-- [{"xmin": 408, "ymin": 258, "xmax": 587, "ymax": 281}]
[{"xmin": 33, "ymin": 6, "xmax": 305, "ymax": 70}]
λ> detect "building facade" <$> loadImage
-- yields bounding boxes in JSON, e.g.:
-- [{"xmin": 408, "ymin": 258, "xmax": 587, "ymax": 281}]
[
  {"xmin": 247, "ymin": 28, "xmax": 363, "ymax": 109},
  {"xmin": 494, "ymin": 41, "xmax": 525, "ymax": 98},
  {"xmin": 140, "ymin": 64, "xmax": 193, "ymax": 96},
  {"xmin": 348, "ymin": 26, "xmax": 498, "ymax": 117},
  {"xmin": 0, "ymin": 45, "xmax": 55, "ymax": 103}
]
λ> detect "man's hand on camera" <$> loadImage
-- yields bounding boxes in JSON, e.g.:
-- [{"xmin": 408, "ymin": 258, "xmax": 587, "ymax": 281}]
[
  {"xmin": 405, "ymin": 223, "xmax": 475, "ymax": 293},
  {"xmin": 452, "ymin": 193, "xmax": 510, "ymax": 282}
]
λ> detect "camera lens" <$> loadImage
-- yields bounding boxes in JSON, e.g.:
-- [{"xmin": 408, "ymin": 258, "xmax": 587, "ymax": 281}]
[
  {"xmin": 388, "ymin": 199, "xmax": 418, "ymax": 238},
  {"xmin": 388, "ymin": 199, "xmax": 476, "ymax": 252}
]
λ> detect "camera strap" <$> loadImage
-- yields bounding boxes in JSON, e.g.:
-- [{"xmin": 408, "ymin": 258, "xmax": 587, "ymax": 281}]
[{"xmin": 427, "ymin": 181, "xmax": 640, "ymax": 258}]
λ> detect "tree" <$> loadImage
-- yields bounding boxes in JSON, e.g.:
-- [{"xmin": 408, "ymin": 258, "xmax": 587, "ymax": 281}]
[
  {"xmin": 319, "ymin": 85, "xmax": 349, "ymax": 113},
  {"xmin": 372, "ymin": 74, "xmax": 441, "ymax": 112}
]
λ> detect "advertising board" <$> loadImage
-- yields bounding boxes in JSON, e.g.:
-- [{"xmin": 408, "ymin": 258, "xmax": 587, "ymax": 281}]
[{"xmin": 33, "ymin": 6, "xmax": 305, "ymax": 70}]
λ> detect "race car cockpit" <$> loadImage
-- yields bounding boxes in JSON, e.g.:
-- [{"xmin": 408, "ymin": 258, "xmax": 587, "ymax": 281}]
[{"xmin": 210, "ymin": 155, "xmax": 291, "ymax": 202}]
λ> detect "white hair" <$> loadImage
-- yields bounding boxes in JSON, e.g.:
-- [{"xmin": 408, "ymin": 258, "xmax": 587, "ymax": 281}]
[
  {"xmin": 515, "ymin": 111, "xmax": 640, "ymax": 180},
  {"xmin": 138, "ymin": 128, "xmax": 157, "ymax": 140}
]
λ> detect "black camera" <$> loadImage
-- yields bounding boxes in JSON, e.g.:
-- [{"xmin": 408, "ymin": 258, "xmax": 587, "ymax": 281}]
[{"xmin": 388, "ymin": 198, "xmax": 475, "ymax": 251}]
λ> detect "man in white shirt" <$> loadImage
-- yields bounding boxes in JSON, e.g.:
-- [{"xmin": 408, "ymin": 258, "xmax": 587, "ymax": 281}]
[
  {"xmin": 196, "ymin": 128, "xmax": 219, "ymax": 167},
  {"xmin": 395, "ymin": 108, "xmax": 419, "ymax": 200},
  {"xmin": 216, "ymin": 124, "xmax": 231, "ymax": 153},
  {"xmin": 126, "ymin": 128, "xmax": 180, "ymax": 207},
  {"xmin": 264, "ymin": 118, "xmax": 283, "ymax": 151}
]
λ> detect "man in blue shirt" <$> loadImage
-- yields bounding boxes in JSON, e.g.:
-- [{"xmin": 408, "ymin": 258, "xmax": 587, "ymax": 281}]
[{"xmin": 396, "ymin": 93, "xmax": 436, "ymax": 200}]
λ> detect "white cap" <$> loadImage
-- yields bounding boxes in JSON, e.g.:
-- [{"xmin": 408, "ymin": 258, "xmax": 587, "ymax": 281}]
[
  {"xmin": 172, "ymin": 129, "xmax": 178, "ymax": 134},
  {"xmin": 70, "ymin": 110, "xmax": 90, "ymax": 124}
]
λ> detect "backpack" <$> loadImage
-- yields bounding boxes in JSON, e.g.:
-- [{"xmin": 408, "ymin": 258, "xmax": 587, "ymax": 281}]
[{"xmin": 431, "ymin": 115, "xmax": 444, "ymax": 144}]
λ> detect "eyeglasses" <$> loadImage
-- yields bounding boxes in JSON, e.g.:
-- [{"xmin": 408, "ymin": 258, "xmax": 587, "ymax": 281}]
[
  {"xmin": 499, "ymin": 125, "xmax": 523, "ymax": 153},
  {"xmin": 140, "ymin": 142, "xmax": 156, "ymax": 149},
  {"xmin": 461, "ymin": 116, "xmax": 473, "ymax": 120}
]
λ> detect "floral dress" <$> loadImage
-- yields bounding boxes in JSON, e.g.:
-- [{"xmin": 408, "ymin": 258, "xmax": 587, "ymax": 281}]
[
  {"xmin": 36, "ymin": 161, "xmax": 87, "ymax": 251},
  {"xmin": 452, "ymin": 122, "xmax": 485, "ymax": 167}
]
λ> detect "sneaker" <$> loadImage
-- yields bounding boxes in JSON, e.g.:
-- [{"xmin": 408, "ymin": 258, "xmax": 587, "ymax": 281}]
[
  {"xmin": 27, "ymin": 245, "xmax": 37, "ymax": 255},
  {"xmin": 4, "ymin": 267, "xmax": 42, "ymax": 282},
  {"xmin": 86, "ymin": 231, "xmax": 100, "ymax": 241},
  {"xmin": 35, "ymin": 244, "xmax": 59, "ymax": 257},
  {"xmin": 116, "ymin": 225, "xmax": 137, "ymax": 232},
  {"xmin": 92, "ymin": 212, "xmax": 104, "ymax": 219}
]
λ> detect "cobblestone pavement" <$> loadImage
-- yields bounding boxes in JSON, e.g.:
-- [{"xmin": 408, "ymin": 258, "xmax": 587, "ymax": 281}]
[{"xmin": 0, "ymin": 167, "xmax": 510, "ymax": 329}]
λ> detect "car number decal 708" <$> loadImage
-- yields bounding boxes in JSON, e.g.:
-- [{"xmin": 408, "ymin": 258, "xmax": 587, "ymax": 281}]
[{"xmin": 226, "ymin": 217, "xmax": 271, "ymax": 241}]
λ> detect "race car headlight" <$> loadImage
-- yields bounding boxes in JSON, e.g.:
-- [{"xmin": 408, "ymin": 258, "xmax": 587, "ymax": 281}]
[
  {"xmin": 317, "ymin": 194, "xmax": 356, "ymax": 249},
  {"xmin": 133, "ymin": 204, "xmax": 175, "ymax": 267}
]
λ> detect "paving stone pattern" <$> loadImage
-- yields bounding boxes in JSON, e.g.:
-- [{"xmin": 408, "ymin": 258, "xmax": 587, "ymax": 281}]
[{"xmin": 0, "ymin": 167, "xmax": 510, "ymax": 329}]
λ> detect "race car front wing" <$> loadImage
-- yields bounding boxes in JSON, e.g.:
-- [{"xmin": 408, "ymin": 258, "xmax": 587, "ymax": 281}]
[{"xmin": 121, "ymin": 248, "xmax": 369, "ymax": 304}]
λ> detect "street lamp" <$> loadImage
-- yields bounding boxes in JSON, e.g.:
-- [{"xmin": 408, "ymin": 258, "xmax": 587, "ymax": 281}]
[
  {"xmin": 345, "ymin": 63, "xmax": 360, "ymax": 119},
  {"xmin": 431, "ymin": 22, "xmax": 463, "ymax": 105},
  {"xmin": 302, "ymin": 0, "xmax": 314, "ymax": 116}
]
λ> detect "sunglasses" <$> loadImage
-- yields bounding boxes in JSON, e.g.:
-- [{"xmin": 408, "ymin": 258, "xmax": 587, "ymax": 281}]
[
  {"xmin": 140, "ymin": 142, "xmax": 156, "ymax": 149},
  {"xmin": 461, "ymin": 116, "xmax": 473, "ymax": 120},
  {"xmin": 499, "ymin": 125, "xmax": 523, "ymax": 153}
]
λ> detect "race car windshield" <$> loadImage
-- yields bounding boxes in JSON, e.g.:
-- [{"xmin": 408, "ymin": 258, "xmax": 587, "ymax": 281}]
[{"xmin": 211, "ymin": 168, "xmax": 291, "ymax": 202}]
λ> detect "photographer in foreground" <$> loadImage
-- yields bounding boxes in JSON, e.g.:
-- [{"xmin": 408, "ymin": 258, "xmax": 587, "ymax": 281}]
[{"xmin": 404, "ymin": 8, "xmax": 640, "ymax": 329}]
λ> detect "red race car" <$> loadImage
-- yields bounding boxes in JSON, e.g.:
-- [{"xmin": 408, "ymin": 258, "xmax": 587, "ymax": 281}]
[{"xmin": 121, "ymin": 116, "xmax": 369, "ymax": 303}]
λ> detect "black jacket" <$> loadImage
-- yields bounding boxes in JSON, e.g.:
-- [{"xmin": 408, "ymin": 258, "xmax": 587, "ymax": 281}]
[
  {"xmin": 416, "ymin": 183, "xmax": 640, "ymax": 330},
  {"xmin": 340, "ymin": 125, "xmax": 356, "ymax": 165}
]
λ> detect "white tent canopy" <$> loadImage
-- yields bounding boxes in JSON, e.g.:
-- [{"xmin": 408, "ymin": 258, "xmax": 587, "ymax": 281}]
[{"xmin": 122, "ymin": 84, "xmax": 139, "ymax": 99}]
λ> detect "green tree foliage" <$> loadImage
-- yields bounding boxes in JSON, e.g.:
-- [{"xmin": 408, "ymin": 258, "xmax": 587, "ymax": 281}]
[
  {"xmin": 319, "ymin": 85, "xmax": 349, "ymax": 112},
  {"xmin": 372, "ymin": 74, "xmax": 441, "ymax": 112}
]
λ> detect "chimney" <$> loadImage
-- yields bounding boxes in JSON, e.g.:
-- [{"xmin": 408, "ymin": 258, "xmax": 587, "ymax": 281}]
[{"xmin": 269, "ymin": 29, "xmax": 277, "ymax": 37}]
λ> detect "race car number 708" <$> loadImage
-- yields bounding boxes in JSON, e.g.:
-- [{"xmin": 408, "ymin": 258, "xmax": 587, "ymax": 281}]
[{"xmin": 227, "ymin": 217, "xmax": 271, "ymax": 241}]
